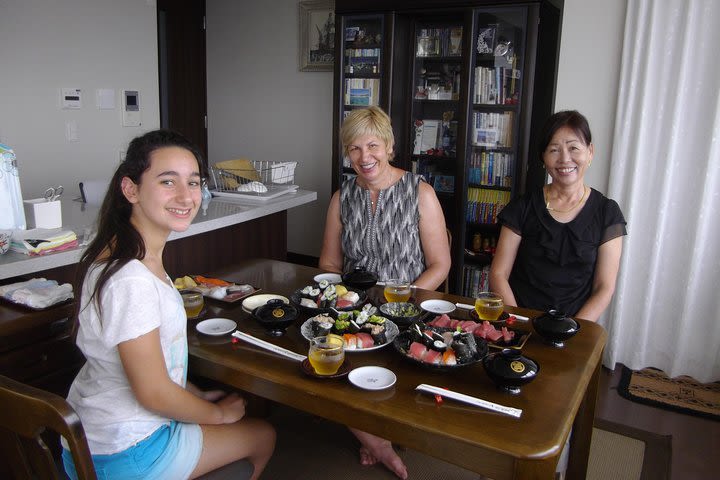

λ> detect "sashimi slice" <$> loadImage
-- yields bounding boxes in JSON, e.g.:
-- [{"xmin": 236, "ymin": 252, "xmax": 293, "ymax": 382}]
[
  {"xmin": 355, "ymin": 332, "xmax": 375, "ymax": 348},
  {"xmin": 424, "ymin": 349, "xmax": 442, "ymax": 364},
  {"xmin": 485, "ymin": 329, "xmax": 503, "ymax": 342},
  {"xmin": 442, "ymin": 349, "xmax": 457, "ymax": 365},
  {"xmin": 409, "ymin": 341, "xmax": 428, "ymax": 360},
  {"xmin": 501, "ymin": 327, "xmax": 515, "ymax": 343},
  {"xmin": 431, "ymin": 314, "xmax": 452, "ymax": 328}
]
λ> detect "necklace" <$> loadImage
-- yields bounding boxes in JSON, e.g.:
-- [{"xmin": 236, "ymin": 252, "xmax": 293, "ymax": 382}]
[{"xmin": 545, "ymin": 185, "xmax": 587, "ymax": 213}]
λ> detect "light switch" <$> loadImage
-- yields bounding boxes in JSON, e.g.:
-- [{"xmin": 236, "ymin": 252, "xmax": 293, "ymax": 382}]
[{"xmin": 66, "ymin": 121, "xmax": 78, "ymax": 142}]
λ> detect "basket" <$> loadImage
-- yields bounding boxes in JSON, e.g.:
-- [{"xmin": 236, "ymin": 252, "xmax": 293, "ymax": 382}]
[{"xmin": 209, "ymin": 160, "xmax": 298, "ymax": 199}]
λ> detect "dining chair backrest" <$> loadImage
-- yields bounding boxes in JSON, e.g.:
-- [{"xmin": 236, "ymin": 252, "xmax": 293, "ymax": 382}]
[{"xmin": 0, "ymin": 374, "xmax": 97, "ymax": 480}]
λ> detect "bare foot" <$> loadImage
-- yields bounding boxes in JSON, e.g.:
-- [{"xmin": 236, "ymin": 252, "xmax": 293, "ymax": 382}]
[{"xmin": 350, "ymin": 429, "xmax": 408, "ymax": 479}]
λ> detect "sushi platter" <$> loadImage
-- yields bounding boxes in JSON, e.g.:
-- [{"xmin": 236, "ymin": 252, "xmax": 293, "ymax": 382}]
[
  {"xmin": 427, "ymin": 315, "xmax": 530, "ymax": 350},
  {"xmin": 393, "ymin": 323, "xmax": 489, "ymax": 372},
  {"xmin": 290, "ymin": 280, "xmax": 367, "ymax": 314},
  {"xmin": 300, "ymin": 306, "xmax": 399, "ymax": 352},
  {"xmin": 174, "ymin": 275, "xmax": 258, "ymax": 303}
]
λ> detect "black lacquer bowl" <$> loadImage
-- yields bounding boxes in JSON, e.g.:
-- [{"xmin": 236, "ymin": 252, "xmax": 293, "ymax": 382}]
[
  {"xmin": 482, "ymin": 348, "xmax": 539, "ymax": 394},
  {"xmin": 342, "ymin": 266, "xmax": 378, "ymax": 291},
  {"xmin": 252, "ymin": 299, "xmax": 299, "ymax": 336},
  {"xmin": 531, "ymin": 310, "xmax": 581, "ymax": 348}
]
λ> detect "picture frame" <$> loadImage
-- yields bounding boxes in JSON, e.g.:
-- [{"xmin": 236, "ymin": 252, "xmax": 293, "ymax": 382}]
[{"xmin": 299, "ymin": 1, "xmax": 335, "ymax": 72}]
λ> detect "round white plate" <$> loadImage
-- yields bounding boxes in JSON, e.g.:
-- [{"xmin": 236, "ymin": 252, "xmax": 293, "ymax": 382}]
[
  {"xmin": 196, "ymin": 318, "xmax": 237, "ymax": 336},
  {"xmin": 348, "ymin": 366, "xmax": 397, "ymax": 390},
  {"xmin": 241, "ymin": 294, "xmax": 289, "ymax": 313},
  {"xmin": 420, "ymin": 299, "xmax": 456, "ymax": 315},
  {"xmin": 313, "ymin": 273, "xmax": 342, "ymax": 284},
  {"xmin": 300, "ymin": 318, "xmax": 399, "ymax": 352}
]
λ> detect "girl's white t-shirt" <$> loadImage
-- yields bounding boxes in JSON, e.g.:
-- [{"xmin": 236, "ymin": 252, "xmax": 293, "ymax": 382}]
[{"xmin": 65, "ymin": 260, "xmax": 188, "ymax": 454}]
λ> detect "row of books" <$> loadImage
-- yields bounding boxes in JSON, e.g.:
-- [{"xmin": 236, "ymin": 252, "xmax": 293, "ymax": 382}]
[
  {"xmin": 473, "ymin": 66, "xmax": 520, "ymax": 105},
  {"xmin": 466, "ymin": 187, "xmax": 511, "ymax": 224},
  {"xmin": 344, "ymin": 47, "xmax": 380, "ymax": 58},
  {"xmin": 344, "ymin": 78, "xmax": 380, "ymax": 106},
  {"xmin": 416, "ymin": 27, "xmax": 463, "ymax": 57},
  {"xmin": 471, "ymin": 111, "xmax": 514, "ymax": 148},
  {"xmin": 468, "ymin": 151, "xmax": 514, "ymax": 187},
  {"xmin": 462, "ymin": 264, "xmax": 490, "ymax": 298}
]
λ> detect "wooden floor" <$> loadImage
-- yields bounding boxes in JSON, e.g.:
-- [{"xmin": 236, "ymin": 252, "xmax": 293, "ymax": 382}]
[{"xmin": 595, "ymin": 364, "xmax": 719, "ymax": 480}]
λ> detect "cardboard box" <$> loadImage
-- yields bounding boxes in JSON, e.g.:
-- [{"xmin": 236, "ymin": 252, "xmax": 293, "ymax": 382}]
[{"xmin": 23, "ymin": 198, "xmax": 62, "ymax": 229}]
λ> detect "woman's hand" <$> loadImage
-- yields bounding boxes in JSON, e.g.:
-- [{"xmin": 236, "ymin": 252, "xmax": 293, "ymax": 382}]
[{"xmin": 216, "ymin": 392, "xmax": 247, "ymax": 423}]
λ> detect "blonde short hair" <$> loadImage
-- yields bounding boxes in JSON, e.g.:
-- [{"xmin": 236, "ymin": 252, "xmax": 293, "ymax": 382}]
[{"xmin": 341, "ymin": 106, "xmax": 395, "ymax": 161}]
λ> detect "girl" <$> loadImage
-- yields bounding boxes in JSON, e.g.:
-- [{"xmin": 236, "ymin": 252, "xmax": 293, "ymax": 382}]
[{"xmin": 62, "ymin": 130, "xmax": 275, "ymax": 479}]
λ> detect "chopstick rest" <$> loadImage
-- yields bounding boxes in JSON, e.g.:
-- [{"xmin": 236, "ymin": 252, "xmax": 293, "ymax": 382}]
[
  {"xmin": 416, "ymin": 384, "xmax": 522, "ymax": 418},
  {"xmin": 231, "ymin": 331, "xmax": 307, "ymax": 362}
]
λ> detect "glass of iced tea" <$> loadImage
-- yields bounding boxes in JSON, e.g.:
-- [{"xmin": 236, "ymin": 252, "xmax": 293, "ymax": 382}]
[
  {"xmin": 308, "ymin": 334, "xmax": 345, "ymax": 376},
  {"xmin": 383, "ymin": 279, "xmax": 412, "ymax": 303},
  {"xmin": 181, "ymin": 291, "xmax": 204, "ymax": 319},
  {"xmin": 474, "ymin": 292, "xmax": 504, "ymax": 321}
]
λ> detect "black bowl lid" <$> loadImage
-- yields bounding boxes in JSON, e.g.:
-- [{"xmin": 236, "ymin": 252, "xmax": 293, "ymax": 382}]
[
  {"xmin": 483, "ymin": 349, "xmax": 539, "ymax": 380},
  {"xmin": 341, "ymin": 266, "xmax": 377, "ymax": 289},
  {"xmin": 253, "ymin": 299, "xmax": 298, "ymax": 324},
  {"xmin": 532, "ymin": 309, "xmax": 580, "ymax": 334}
]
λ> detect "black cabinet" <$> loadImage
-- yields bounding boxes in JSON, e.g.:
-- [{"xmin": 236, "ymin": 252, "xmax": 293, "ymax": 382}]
[{"xmin": 333, "ymin": 0, "xmax": 562, "ymax": 294}]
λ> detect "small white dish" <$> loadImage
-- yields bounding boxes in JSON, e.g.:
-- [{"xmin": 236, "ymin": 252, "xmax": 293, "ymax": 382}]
[
  {"xmin": 420, "ymin": 299, "xmax": 456, "ymax": 315},
  {"xmin": 241, "ymin": 294, "xmax": 289, "ymax": 313},
  {"xmin": 313, "ymin": 273, "xmax": 342, "ymax": 284},
  {"xmin": 348, "ymin": 366, "xmax": 397, "ymax": 390},
  {"xmin": 196, "ymin": 318, "xmax": 237, "ymax": 336}
]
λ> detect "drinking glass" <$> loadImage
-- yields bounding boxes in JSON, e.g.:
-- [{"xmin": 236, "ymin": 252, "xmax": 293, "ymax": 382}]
[
  {"xmin": 383, "ymin": 279, "xmax": 412, "ymax": 303},
  {"xmin": 474, "ymin": 292, "xmax": 504, "ymax": 321},
  {"xmin": 181, "ymin": 291, "xmax": 204, "ymax": 319},
  {"xmin": 308, "ymin": 334, "xmax": 345, "ymax": 376}
]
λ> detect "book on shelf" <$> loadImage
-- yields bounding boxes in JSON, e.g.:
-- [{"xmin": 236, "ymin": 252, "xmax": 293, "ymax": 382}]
[
  {"xmin": 462, "ymin": 264, "xmax": 490, "ymax": 297},
  {"xmin": 466, "ymin": 187, "xmax": 511, "ymax": 224},
  {"xmin": 344, "ymin": 78, "xmax": 380, "ymax": 106},
  {"xmin": 471, "ymin": 111, "xmax": 514, "ymax": 148},
  {"xmin": 469, "ymin": 151, "xmax": 514, "ymax": 187},
  {"xmin": 433, "ymin": 175, "xmax": 455, "ymax": 193}
]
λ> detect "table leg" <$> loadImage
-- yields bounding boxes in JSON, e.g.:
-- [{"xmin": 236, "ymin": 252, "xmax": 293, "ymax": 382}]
[
  {"xmin": 513, "ymin": 456, "xmax": 558, "ymax": 479},
  {"xmin": 565, "ymin": 358, "xmax": 601, "ymax": 479}
]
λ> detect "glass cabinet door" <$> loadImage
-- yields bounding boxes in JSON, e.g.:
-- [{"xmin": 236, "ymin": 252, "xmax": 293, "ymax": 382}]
[
  {"xmin": 337, "ymin": 14, "xmax": 386, "ymax": 184},
  {"xmin": 408, "ymin": 16, "xmax": 464, "ymax": 230},
  {"xmin": 462, "ymin": 7, "xmax": 528, "ymax": 297}
]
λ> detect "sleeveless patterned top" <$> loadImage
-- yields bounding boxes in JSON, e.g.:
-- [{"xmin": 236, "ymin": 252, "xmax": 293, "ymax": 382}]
[{"xmin": 340, "ymin": 172, "xmax": 425, "ymax": 282}]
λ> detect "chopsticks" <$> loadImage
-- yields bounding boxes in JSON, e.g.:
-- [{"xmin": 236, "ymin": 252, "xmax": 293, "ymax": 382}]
[
  {"xmin": 416, "ymin": 384, "xmax": 522, "ymax": 418},
  {"xmin": 231, "ymin": 331, "xmax": 307, "ymax": 362},
  {"xmin": 454, "ymin": 303, "xmax": 529, "ymax": 322}
]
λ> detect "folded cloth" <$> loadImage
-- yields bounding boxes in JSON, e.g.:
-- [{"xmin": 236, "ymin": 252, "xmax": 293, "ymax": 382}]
[
  {"xmin": 0, "ymin": 278, "xmax": 48, "ymax": 296},
  {"xmin": 1, "ymin": 278, "xmax": 74, "ymax": 309},
  {"xmin": 10, "ymin": 229, "xmax": 78, "ymax": 255},
  {"xmin": 236, "ymin": 181, "xmax": 268, "ymax": 193}
]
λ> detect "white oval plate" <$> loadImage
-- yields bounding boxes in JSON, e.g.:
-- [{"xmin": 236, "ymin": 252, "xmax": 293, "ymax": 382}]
[
  {"xmin": 300, "ymin": 318, "xmax": 399, "ymax": 352},
  {"xmin": 313, "ymin": 273, "xmax": 342, "ymax": 284},
  {"xmin": 196, "ymin": 318, "xmax": 237, "ymax": 336},
  {"xmin": 241, "ymin": 294, "xmax": 289, "ymax": 313},
  {"xmin": 420, "ymin": 299, "xmax": 456, "ymax": 315},
  {"xmin": 348, "ymin": 366, "xmax": 397, "ymax": 390}
]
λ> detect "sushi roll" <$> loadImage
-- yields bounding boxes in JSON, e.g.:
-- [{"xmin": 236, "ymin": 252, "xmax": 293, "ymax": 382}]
[
  {"xmin": 333, "ymin": 317, "xmax": 351, "ymax": 334},
  {"xmin": 421, "ymin": 331, "xmax": 435, "ymax": 348},
  {"xmin": 451, "ymin": 331, "xmax": 478, "ymax": 363},
  {"xmin": 430, "ymin": 339, "xmax": 447, "ymax": 353},
  {"xmin": 348, "ymin": 319, "xmax": 361, "ymax": 333},
  {"xmin": 311, "ymin": 315, "xmax": 334, "ymax": 336},
  {"xmin": 367, "ymin": 323, "xmax": 387, "ymax": 345}
]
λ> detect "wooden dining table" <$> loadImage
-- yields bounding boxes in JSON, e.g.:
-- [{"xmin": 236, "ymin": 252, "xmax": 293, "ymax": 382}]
[{"xmin": 187, "ymin": 258, "xmax": 606, "ymax": 480}]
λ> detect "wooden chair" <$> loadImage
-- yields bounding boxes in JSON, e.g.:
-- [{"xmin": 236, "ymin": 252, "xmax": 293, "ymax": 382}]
[{"xmin": 0, "ymin": 374, "xmax": 96, "ymax": 480}]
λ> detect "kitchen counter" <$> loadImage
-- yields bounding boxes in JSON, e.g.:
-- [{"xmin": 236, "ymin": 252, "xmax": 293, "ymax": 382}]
[{"xmin": 0, "ymin": 189, "xmax": 317, "ymax": 280}]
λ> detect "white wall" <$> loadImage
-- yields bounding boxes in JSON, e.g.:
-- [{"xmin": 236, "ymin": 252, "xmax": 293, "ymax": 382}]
[
  {"xmin": 0, "ymin": 0, "xmax": 159, "ymax": 201},
  {"xmin": 206, "ymin": 0, "xmax": 333, "ymax": 258},
  {"xmin": 553, "ymin": 0, "xmax": 627, "ymax": 193}
]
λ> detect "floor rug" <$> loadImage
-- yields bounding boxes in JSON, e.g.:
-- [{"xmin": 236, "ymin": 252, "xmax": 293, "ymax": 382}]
[
  {"xmin": 618, "ymin": 366, "xmax": 720, "ymax": 421},
  {"xmin": 258, "ymin": 405, "xmax": 671, "ymax": 480}
]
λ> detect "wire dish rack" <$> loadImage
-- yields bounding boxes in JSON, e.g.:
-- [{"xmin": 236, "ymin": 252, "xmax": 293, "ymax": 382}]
[{"xmin": 209, "ymin": 160, "xmax": 298, "ymax": 200}]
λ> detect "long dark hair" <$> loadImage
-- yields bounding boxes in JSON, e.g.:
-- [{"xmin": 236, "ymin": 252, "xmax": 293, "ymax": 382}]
[{"xmin": 73, "ymin": 129, "xmax": 205, "ymax": 325}]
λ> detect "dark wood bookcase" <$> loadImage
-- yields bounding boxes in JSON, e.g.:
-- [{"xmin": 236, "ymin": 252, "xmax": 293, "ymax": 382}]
[{"xmin": 332, "ymin": 0, "xmax": 562, "ymax": 294}]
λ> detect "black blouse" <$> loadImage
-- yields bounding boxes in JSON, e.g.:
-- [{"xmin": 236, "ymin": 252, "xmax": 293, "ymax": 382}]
[{"xmin": 497, "ymin": 187, "xmax": 627, "ymax": 315}]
